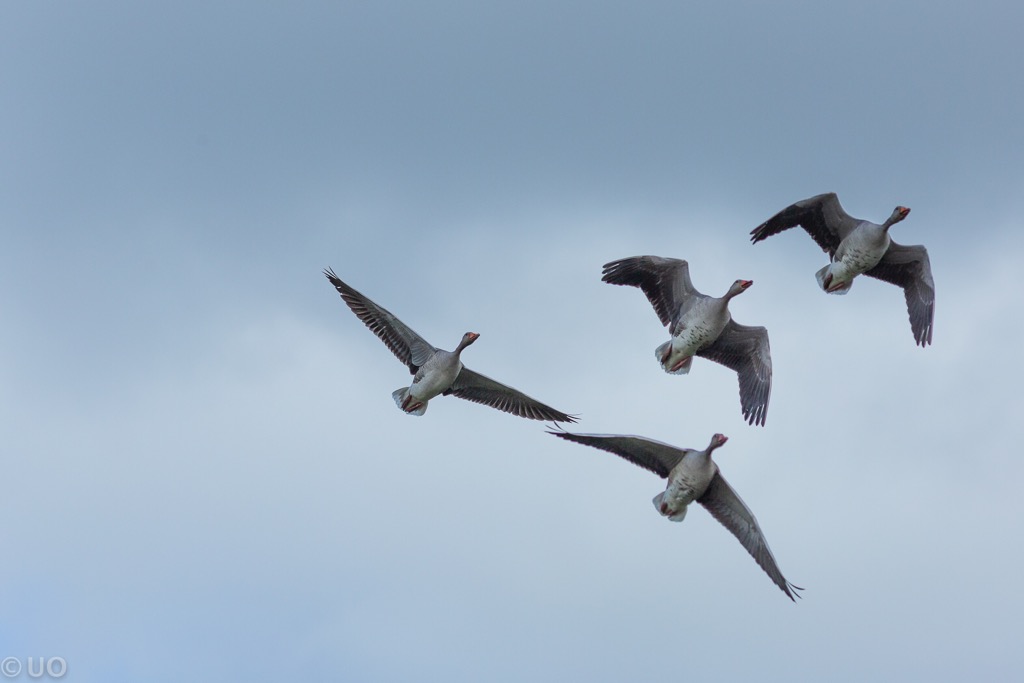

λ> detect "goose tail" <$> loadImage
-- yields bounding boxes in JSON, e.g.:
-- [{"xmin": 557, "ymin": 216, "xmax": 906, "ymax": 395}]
[
  {"xmin": 816, "ymin": 265, "xmax": 852, "ymax": 295},
  {"xmin": 392, "ymin": 387, "xmax": 427, "ymax": 416},
  {"xmin": 656, "ymin": 341, "xmax": 692, "ymax": 375}
]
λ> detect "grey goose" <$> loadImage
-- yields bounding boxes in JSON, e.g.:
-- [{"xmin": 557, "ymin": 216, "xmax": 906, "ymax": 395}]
[
  {"xmin": 325, "ymin": 269, "xmax": 576, "ymax": 422},
  {"xmin": 751, "ymin": 192, "xmax": 934, "ymax": 346},
  {"xmin": 602, "ymin": 256, "xmax": 772, "ymax": 426},
  {"xmin": 550, "ymin": 428, "xmax": 802, "ymax": 601}
]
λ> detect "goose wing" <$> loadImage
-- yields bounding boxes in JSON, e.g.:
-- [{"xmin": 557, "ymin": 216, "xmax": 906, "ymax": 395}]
[
  {"xmin": 863, "ymin": 242, "xmax": 935, "ymax": 346},
  {"xmin": 324, "ymin": 268, "xmax": 436, "ymax": 372},
  {"xmin": 696, "ymin": 321, "xmax": 772, "ymax": 426},
  {"xmin": 548, "ymin": 430, "xmax": 686, "ymax": 478},
  {"xmin": 445, "ymin": 368, "xmax": 576, "ymax": 423},
  {"xmin": 750, "ymin": 193, "xmax": 860, "ymax": 257},
  {"xmin": 698, "ymin": 472, "xmax": 802, "ymax": 601},
  {"xmin": 602, "ymin": 256, "xmax": 698, "ymax": 328}
]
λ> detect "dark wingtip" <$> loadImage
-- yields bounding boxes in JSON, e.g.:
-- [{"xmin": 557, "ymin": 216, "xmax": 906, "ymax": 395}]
[
  {"xmin": 546, "ymin": 425, "xmax": 574, "ymax": 439},
  {"xmin": 531, "ymin": 408, "xmax": 578, "ymax": 424},
  {"xmin": 743, "ymin": 408, "xmax": 767, "ymax": 427},
  {"xmin": 600, "ymin": 261, "xmax": 622, "ymax": 284},
  {"xmin": 600, "ymin": 257, "xmax": 644, "ymax": 286}
]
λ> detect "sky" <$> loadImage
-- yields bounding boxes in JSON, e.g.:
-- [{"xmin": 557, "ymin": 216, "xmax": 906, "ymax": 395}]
[{"xmin": 2, "ymin": 1, "xmax": 1023, "ymax": 681}]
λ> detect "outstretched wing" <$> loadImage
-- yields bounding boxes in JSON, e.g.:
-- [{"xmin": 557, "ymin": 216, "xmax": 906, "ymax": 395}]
[
  {"xmin": 446, "ymin": 368, "xmax": 577, "ymax": 423},
  {"xmin": 698, "ymin": 472, "xmax": 802, "ymax": 601},
  {"xmin": 696, "ymin": 321, "xmax": 772, "ymax": 426},
  {"xmin": 863, "ymin": 242, "xmax": 935, "ymax": 346},
  {"xmin": 548, "ymin": 430, "xmax": 686, "ymax": 478},
  {"xmin": 324, "ymin": 268, "xmax": 436, "ymax": 372},
  {"xmin": 750, "ymin": 193, "xmax": 860, "ymax": 257},
  {"xmin": 602, "ymin": 256, "xmax": 698, "ymax": 328}
]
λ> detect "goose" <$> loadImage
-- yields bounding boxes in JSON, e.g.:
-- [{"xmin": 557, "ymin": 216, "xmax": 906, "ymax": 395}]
[
  {"xmin": 602, "ymin": 256, "xmax": 772, "ymax": 427},
  {"xmin": 324, "ymin": 269, "xmax": 576, "ymax": 422},
  {"xmin": 549, "ymin": 428, "xmax": 802, "ymax": 601},
  {"xmin": 750, "ymin": 192, "xmax": 935, "ymax": 346}
]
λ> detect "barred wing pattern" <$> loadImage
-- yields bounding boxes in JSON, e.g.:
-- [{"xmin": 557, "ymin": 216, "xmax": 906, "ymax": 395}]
[
  {"xmin": 547, "ymin": 430, "xmax": 686, "ymax": 478},
  {"xmin": 698, "ymin": 473, "xmax": 803, "ymax": 601},
  {"xmin": 324, "ymin": 268, "xmax": 436, "ymax": 373},
  {"xmin": 864, "ymin": 242, "xmax": 935, "ymax": 346},
  {"xmin": 696, "ymin": 321, "xmax": 772, "ymax": 426},
  {"xmin": 750, "ymin": 192, "xmax": 860, "ymax": 256},
  {"xmin": 601, "ymin": 256, "xmax": 698, "ymax": 327},
  {"xmin": 447, "ymin": 369, "xmax": 577, "ymax": 423}
]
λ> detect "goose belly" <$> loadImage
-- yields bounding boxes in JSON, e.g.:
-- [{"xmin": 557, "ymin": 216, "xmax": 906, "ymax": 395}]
[
  {"xmin": 654, "ymin": 478, "xmax": 699, "ymax": 520},
  {"xmin": 409, "ymin": 362, "xmax": 462, "ymax": 400},
  {"xmin": 671, "ymin": 304, "xmax": 729, "ymax": 354},
  {"xmin": 831, "ymin": 228, "xmax": 890, "ymax": 284},
  {"xmin": 832, "ymin": 246, "xmax": 886, "ymax": 282},
  {"xmin": 671, "ymin": 324, "xmax": 719, "ymax": 356}
]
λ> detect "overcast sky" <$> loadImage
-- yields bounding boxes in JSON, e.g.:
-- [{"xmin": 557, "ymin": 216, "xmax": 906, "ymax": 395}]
[{"xmin": 2, "ymin": 2, "xmax": 1023, "ymax": 681}]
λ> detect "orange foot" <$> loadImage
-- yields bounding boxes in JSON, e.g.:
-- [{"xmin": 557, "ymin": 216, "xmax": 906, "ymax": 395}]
[
  {"xmin": 827, "ymin": 280, "xmax": 850, "ymax": 293},
  {"xmin": 401, "ymin": 395, "xmax": 423, "ymax": 412}
]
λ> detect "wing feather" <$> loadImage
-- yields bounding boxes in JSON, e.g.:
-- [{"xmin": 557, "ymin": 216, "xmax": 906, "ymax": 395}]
[
  {"xmin": 602, "ymin": 256, "xmax": 698, "ymax": 328},
  {"xmin": 446, "ymin": 368, "xmax": 577, "ymax": 423},
  {"xmin": 863, "ymin": 242, "xmax": 935, "ymax": 346},
  {"xmin": 548, "ymin": 430, "xmax": 686, "ymax": 478},
  {"xmin": 750, "ymin": 193, "xmax": 860, "ymax": 257},
  {"xmin": 323, "ymin": 269, "xmax": 437, "ymax": 372},
  {"xmin": 698, "ymin": 473, "xmax": 802, "ymax": 601},
  {"xmin": 696, "ymin": 321, "xmax": 772, "ymax": 426}
]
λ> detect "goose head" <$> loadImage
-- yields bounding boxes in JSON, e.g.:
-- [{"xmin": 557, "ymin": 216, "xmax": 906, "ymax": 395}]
[
  {"xmin": 726, "ymin": 279, "xmax": 753, "ymax": 299},
  {"xmin": 707, "ymin": 433, "xmax": 729, "ymax": 453},
  {"xmin": 884, "ymin": 205, "xmax": 911, "ymax": 229},
  {"xmin": 455, "ymin": 331, "xmax": 480, "ymax": 352}
]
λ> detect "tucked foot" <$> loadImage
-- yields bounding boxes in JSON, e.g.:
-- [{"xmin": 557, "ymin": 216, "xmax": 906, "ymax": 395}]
[
  {"xmin": 827, "ymin": 280, "xmax": 851, "ymax": 294},
  {"xmin": 670, "ymin": 357, "xmax": 690, "ymax": 372},
  {"xmin": 401, "ymin": 395, "xmax": 423, "ymax": 413}
]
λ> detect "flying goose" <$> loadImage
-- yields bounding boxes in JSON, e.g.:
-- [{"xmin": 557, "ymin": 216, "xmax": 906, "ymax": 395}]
[
  {"xmin": 602, "ymin": 256, "xmax": 772, "ymax": 426},
  {"xmin": 549, "ymin": 428, "xmax": 802, "ymax": 601},
  {"xmin": 324, "ymin": 269, "xmax": 576, "ymax": 422},
  {"xmin": 750, "ymin": 192, "xmax": 935, "ymax": 346}
]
